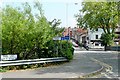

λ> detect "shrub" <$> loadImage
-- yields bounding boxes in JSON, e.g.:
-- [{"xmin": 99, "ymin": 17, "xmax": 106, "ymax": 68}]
[{"xmin": 58, "ymin": 41, "xmax": 74, "ymax": 60}]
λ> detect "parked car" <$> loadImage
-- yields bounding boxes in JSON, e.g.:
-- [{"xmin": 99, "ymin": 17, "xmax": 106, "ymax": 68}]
[{"xmin": 71, "ymin": 41, "xmax": 79, "ymax": 47}]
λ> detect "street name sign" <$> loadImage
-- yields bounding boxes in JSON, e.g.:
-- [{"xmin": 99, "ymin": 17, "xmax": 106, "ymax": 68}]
[
  {"xmin": 1, "ymin": 55, "xmax": 17, "ymax": 60},
  {"xmin": 53, "ymin": 36, "xmax": 70, "ymax": 40},
  {"xmin": 64, "ymin": 36, "xmax": 70, "ymax": 40},
  {"xmin": 53, "ymin": 37, "xmax": 61, "ymax": 40}
]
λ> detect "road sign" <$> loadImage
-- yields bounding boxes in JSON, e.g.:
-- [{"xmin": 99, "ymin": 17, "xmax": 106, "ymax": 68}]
[
  {"xmin": 61, "ymin": 37, "xmax": 65, "ymax": 40},
  {"xmin": 53, "ymin": 36, "xmax": 70, "ymax": 40},
  {"xmin": 1, "ymin": 55, "xmax": 17, "ymax": 60},
  {"xmin": 64, "ymin": 36, "xmax": 70, "ymax": 40},
  {"xmin": 53, "ymin": 37, "xmax": 61, "ymax": 40},
  {"xmin": 61, "ymin": 36, "xmax": 70, "ymax": 40}
]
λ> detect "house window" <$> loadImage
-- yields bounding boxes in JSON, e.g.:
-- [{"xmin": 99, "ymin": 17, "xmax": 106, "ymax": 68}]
[
  {"xmin": 101, "ymin": 43, "xmax": 104, "ymax": 46},
  {"xmin": 87, "ymin": 37, "xmax": 89, "ymax": 40},
  {"xmin": 82, "ymin": 36, "xmax": 86, "ymax": 43},
  {"xmin": 95, "ymin": 43, "xmax": 99, "ymax": 46},
  {"xmin": 96, "ymin": 35, "xmax": 98, "ymax": 39},
  {"xmin": 96, "ymin": 29, "xmax": 98, "ymax": 31}
]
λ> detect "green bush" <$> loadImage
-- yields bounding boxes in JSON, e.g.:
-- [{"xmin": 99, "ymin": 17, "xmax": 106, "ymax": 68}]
[
  {"xmin": 2, "ymin": 3, "xmax": 55, "ymax": 60},
  {"xmin": 1, "ymin": 2, "xmax": 74, "ymax": 71},
  {"xmin": 101, "ymin": 33, "xmax": 114, "ymax": 50},
  {"xmin": 57, "ymin": 41, "xmax": 74, "ymax": 60},
  {"xmin": 0, "ymin": 68, "xmax": 7, "ymax": 72},
  {"xmin": 2, "ymin": 2, "xmax": 74, "ymax": 61}
]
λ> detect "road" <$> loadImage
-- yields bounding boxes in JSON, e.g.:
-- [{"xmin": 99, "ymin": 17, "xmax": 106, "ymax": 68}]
[
  {"xmin": 1, "ymin": 47, "xmax": 119, "ymax": 79},
  {"xmin": 2, "ymin": 47, "xmax": 102, "ymax": 78},
  {"xmin": 75, "ymin": 48, "xmax": 119, "ymax": 78},
  {"xmin": 84, "ymin": 51, "xmax": 119, "ymax": 78}
]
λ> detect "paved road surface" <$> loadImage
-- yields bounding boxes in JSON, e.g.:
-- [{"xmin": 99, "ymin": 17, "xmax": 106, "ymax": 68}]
[
  {"xmin": 84, "ymin": 51, "xmax": 119, "ymax": 78},
  {"xmin": 2, "ymin": 48, "xmax": 102, "ymax": 78}
]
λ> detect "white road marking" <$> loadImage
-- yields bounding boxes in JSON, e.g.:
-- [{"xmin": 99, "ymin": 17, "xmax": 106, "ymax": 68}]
[{"xmin": 101, "ymin": 73, "xmax": 112, "ymax": 78}]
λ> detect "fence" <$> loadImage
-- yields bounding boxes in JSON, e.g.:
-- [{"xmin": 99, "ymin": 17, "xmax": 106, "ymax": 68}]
[
  {"xmin": 0, "ymin": 57, "xmax": 67, "ymax": 67},
  {"xmin": 106, "ymin": 46, "xmax": 120, "ymax": 51}
]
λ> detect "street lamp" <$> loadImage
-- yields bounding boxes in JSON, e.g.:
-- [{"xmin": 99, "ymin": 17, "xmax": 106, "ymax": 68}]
[
  {"xmin": 66, "ymin": 3, "xmax": 68, "ymax": 28},
  {"xmin": 75, "ymin": 3, "xmax": 78, "ymax": 5},
  {"xmin": 66, "ymin": 3, "xmax": 71, "ymax": 40},
  {"xmin": 74, "ymin": 3, "xmax": 78, "ymax": 40}
]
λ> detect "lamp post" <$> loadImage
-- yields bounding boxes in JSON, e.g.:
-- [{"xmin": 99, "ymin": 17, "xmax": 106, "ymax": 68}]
[
  {"xmin": 74, "ymin": 3, "xmax": 79, "ymax": 41},
  {"xmin": 66, "ymin": 3, "xmax": 68, "ymax": 29},
  {"xmin": 75, "ymin": 3, "xmax": 78, "ymax": 5}
]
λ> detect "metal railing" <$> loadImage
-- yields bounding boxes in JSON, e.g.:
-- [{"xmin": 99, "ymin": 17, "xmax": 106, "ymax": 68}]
[{"xmin": 0, "ymin": 57, "xmax": 67, "ymax": 67}]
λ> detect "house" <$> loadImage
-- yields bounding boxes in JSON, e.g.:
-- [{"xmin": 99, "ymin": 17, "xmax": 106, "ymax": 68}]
[
  {"xmin": 115, "ymin": 26, "xmax": 120, "ymax": 45},
  {"xmin": 62, "ymin": 27, "xmax": 88, "ymax": 44},
  {"xmin": 62, "ymin": 27, "xmax": 72, "ymax": 37},
  {"xmin": 88, "ymin": 26, "xmax": 120, "ymax": 49},
  {"xmin": 62, "ymin": 26, "xmax": 120, "ymax": 49},
  {"xmin": 72, "ymin": 27, "xmax": 88, "ymax": 44},
  {"xmin": 88, "ymin": 28, "xmax": 104, "ymax": 49}
]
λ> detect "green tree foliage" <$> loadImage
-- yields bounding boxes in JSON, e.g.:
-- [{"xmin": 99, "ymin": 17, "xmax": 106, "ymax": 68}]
[
  {"xmin": 100, "ymin": 33, "xmax": 113, "ymax": 50},
  {"xmin": 60, "ymin": 41, "xmax": 74, "ymax": 60},
  {"xmin": 0, "ymin": 9, "xmax": 1, "ymax": 54},
  {"xmin": 76, "ymin": 2, "xmax": 118, "ymax": 49},
  {"xmin": 76, "ymin": 2, "xmax": 118, "ymax": 32},
  {"xmin": 2, "ymin": 2, "xmax": 54, "ymax": 59},
  {"xmin": 2, "ymin": 6, "xmax": 26, "ymax": 55},
  {"xmin": 2, "ymin": 2, "xmax": 73, "ymax": 60},
  {"xmin": 49, "ymin": 19, "xmax": 64, "ymax": 36},
  {"xmin": 40, "ymin": 40, "xmax": 74, "ymax": 60}
]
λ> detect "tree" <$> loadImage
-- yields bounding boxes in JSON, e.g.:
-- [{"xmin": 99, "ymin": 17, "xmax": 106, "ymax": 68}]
[
  {"xmin": 2, "ymin": 6, "xmax": 26, "ymax": 55},
  {"xmin": 49, "ymin": 19, "xmax": 61, "ymax": 29},
  {"xmin": 0, "ymin": 12, "xmax": 1, "ymax": 55},
  {"xmin": 2, "ymin": 2, "xmax": 55, "ymax": 59},
  {"xmin": 76, "ymin": 2, "xmax": 118, "ymax": 50},
  {"xmin": 49, "ymin": 19, "xmax": 64, "ymax": 36},
  {"xmin": 2, "ymin": 1, "xmax": 74, "ymax": 61},
  {"xmin": 100, "ymin": 33, "xmax": 113, "ymax": 50}
]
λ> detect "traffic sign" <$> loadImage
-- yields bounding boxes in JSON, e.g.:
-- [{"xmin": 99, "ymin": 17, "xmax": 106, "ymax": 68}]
[
  {"xmin": 53, "ymin": 36, "xmax": 70, "ymax": 40},
  {"xmin": 61, "ymin": 37, "xmax": 65, "ymax": 40},
  {"xmin": 53, "ymin": 37, "xmax": 61, "ymax": 40},
  {"xmin": 64, "ymin": 36, "xmax": 70, "ymax": 40},
  {"xmin": 1, "ymin": 55, "xmax": 17, "ymax": 60}
]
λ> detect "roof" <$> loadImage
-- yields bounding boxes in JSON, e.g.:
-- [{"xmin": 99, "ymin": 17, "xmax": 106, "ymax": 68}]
[
  {"xmin": 62, "ymin": 27, "xmax": 88, "ymax": 36},
  {"xmin": 77, "ymin": 28, "xmax": 87, "ymax": 34}
]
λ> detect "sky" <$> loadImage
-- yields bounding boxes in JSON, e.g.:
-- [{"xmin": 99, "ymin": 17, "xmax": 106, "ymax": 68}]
[{"xmin": 1, "ymin": 0, "xmax": 83, "ymax": 28}]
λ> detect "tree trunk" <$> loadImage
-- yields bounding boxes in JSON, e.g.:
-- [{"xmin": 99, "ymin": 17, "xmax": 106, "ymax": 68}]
[{"xmin": 104, "ymin": 44, "xmax": 107, "ymax": 51}]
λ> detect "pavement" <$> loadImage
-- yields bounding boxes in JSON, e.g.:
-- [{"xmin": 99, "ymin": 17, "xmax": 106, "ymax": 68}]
[
  {"xmin": 2, "ymin": 47, "xmax": 102, "ymax": 78},
  {"xmin": 0, "ymin": 73, "xmax": 2, "ymax": 80},
  {"xmin": 84, "ymin": 51, "xmax": 119, "ymax": 78},
  {"xmin": 74, "ymin": 47, "xmax": 119, "ymax": 54}
]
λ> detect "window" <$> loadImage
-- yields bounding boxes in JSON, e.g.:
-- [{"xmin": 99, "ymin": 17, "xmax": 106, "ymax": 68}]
[
  {"xmin": 87, "ymin": 37, "xmax": 89, "ymax": 40},
  {"xmin": 95, "ymin": 43, "xmax": 99, "ymax": 46},
  {"xmin": 101, "ymin": 43, "xmax": 104, "ymax": 46},
  {"xmin": 96, "ymin": 35, "xmax": 98, "ymax": 39},
  {"xmin": 96, "ymin": 29, "xmax": 98, "ymax": 31}
]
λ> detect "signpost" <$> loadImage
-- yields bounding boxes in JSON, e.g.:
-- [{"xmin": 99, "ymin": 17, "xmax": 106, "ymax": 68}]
[
  {"xmin": 1, "ymin": 55, "xmax": 17, "ymax": 61},
  {"xmin": 53, "ymin": 36, "xmax": 70, "ymax": 56}
]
